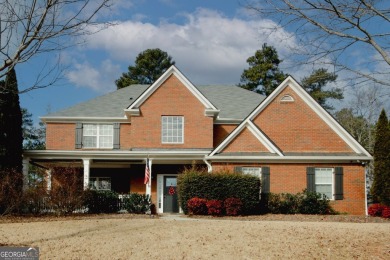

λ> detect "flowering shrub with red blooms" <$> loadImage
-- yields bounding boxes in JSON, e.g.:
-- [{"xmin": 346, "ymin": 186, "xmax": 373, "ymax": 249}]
[
  {"xmin": 206, "ymin": 200, "xmax": 224, "ymax": 216},
  {"xmin": 368, "ymin": 204, "xmax": 385, "ymax": 217},
  {"xmin": 224, "ymin": 198, "xmax": 243, "ymax": 216},
  {"xmin": 382, "ymin": 206, "xmax": 390, "ymax": 218},
  {"xmin": 187, "ymin": 197, "xmax": 208, "ymax": 215}
]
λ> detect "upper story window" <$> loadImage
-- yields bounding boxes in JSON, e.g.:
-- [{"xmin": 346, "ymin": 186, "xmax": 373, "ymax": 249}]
[
  {"xmin": 314, "ymin": 168, "xmax": 333, "ymax": 199},
  {"xmin": 83, "ymin": 124, "xmax": 113, "ymax": 148},
  {"xmin": 161, "ymin": 116, "xmax": 184, "ymax": 144}
]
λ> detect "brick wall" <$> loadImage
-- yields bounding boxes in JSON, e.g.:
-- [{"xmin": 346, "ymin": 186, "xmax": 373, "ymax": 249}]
[
  {"xmin": 130, "ymin": 74, "xmax": 214, "ymax": 149},
  {"xmin": 46, "ymin": 123, "xmax": 75, "ymax": 150},
  {"xmin": 253, "ymin": 86, "xmax": 353, "ymax": 153},
  {"xmin": 213, "ymin": 124, "xmax": 237, "ymax": 147},
  {"xmin": 222, "ymin": 127, "xmax": 269, "ymax": 153},
  {"xmin": 213, "ymin": 163, "xmax": 366, "ymax": 215}
]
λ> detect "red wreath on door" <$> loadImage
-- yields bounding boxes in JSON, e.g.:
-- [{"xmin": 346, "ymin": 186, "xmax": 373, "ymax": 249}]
[{"xmin": 168, "ymin": 186, "xmax": 176, "ymax": 196}]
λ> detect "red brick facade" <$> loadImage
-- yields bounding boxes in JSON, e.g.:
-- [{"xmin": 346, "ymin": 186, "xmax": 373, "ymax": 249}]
[
  {"xmin": 252, "ymin": 86, "xmax": 353, "ymax": 153},
  {"xmin": 212, "ymin": 163, "xmax": 366, "ymax": 215},
  {"xmin": 46, "ymin": 123, "xmax": 75, "ymax": 150},
  {"xmin": 38, "ymin": 69, "xmax": 370, "ymax": 215}
]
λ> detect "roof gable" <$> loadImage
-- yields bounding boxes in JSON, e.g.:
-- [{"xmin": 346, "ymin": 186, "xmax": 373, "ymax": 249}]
[
  {"xmin": 124, "ymin": 65, "xmax": 219, "ymax": 118},
  {"xmin": 210, "ymin": 76, "xmax": 372, "ymax": 158},
  {"xmin": 211, "ymin": 121, "xmax": 283, "ymax": 156}
]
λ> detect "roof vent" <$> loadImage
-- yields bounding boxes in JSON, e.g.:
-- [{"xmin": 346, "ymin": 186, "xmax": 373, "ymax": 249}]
[{"xmin": 280, "ymin": 94, "xmax": 294, "ymax": 103}]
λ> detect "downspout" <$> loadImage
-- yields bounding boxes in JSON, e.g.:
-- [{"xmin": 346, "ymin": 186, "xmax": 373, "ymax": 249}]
[
  {"xmin": 203, "ymin": 157, "xmax": 212, "ymax": 173},
  {"xmin": 364, "ymin": 163, "xmax": 368, "ymax": 216}
]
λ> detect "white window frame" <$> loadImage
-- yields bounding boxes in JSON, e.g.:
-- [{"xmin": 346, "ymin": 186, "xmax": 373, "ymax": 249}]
[
  {"xmin": 161, "ymin": 116, "xmax": 184, "ymax": 144},
  {"xmin": 83, "ymin": 124, "xmax": 113, "ymax": 148},
  {"xmin": 315, "ymin": 168, "xmax": 334, "ymax": 200},
  {"xmin": 89, "ymin": 177, "xmax": 111, "ymax": 191}
]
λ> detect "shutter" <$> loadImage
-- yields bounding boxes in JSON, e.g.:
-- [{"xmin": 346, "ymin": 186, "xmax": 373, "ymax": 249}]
[
  {"xmin": 234, "ymin": 166, "xmax": 242, "ymax": 173},
  {"xmin": 113, "ymin": 123, "xmax": 120, "ymax": 149},
  {"xmin": 307, "ymin": 167, "xmax": 315, "ymax": 192},
  {"xmin": 334, "ymin": 167, "xmax": 344, "ymax": 200},
  {"xmin": 261, "ymin": 167, "xmax": 270, "ymax": 193},
  {"xmin": 75, "ymin": 122, "xmax": 83, "ymax": 149}
]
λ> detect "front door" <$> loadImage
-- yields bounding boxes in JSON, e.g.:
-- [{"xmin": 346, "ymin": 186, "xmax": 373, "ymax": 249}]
[{"xmin": 163, "ymin": 176, "xmax": 179, "ymax": 213}]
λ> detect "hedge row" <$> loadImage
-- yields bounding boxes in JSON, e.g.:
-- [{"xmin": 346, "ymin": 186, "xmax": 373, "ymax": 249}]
[
  {"xmin": 266, "ymin": 190, "xmax": 336, "ymax": 215},
  {"xmin": 177, "ymin": 168, "xmax": 261, "ymax": 214}
]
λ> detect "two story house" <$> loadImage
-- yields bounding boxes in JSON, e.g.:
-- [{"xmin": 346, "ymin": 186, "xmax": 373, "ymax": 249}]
[{"xmin": 23, "ymin": 66, "xmax": 372, "ymax": 215}]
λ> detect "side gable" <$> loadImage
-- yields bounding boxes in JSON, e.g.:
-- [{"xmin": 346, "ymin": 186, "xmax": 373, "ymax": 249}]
[
  {"xmin": 211, "ymin": 121, "xmax": 283, "ymax": 156},
  {"xmin": 209, "ymin": 76, "xmax": 372, "ymax": 161},
  {"xmin": 124, "ymin": 65, "xmax": 219, "ymax": 118}
]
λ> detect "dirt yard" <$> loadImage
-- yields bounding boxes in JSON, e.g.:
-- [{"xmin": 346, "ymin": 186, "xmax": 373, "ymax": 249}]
[{"xmin": 0, "ymin": 214, "xmax": 389, "ymax": 259}]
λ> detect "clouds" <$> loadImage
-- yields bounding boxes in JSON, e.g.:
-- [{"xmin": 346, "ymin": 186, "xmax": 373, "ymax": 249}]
[
  {"xmin": 67, "ymin": 60, "xmax": 121, "ymax": 92},
  {"xmin": 66, "ymin": 8, "xmax": 298, "ymax": 91}
]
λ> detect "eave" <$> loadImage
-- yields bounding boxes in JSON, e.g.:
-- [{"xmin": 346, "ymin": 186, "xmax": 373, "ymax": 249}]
[
  {"xmin": 41, "ymin": 116, "xmax": 130, "ymax": 123},
  {"xmin": 205, "ymin": 155, "xmax": 373, "ymax": 164}
]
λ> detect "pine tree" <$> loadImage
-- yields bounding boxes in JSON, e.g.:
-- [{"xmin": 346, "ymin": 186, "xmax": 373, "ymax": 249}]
[
  {"xmin": 115, "ymin": 48, "xmax": 175, "ymax": 89},
  {"xmin": 301, "ymin": 68, "xmax": 343, "ymax": 110},
  {"xmin": 238, "ymin": 43, "xmax": 286, "ymax": 96},
  {"xmin": 371, "ymin": 109, "xmax": 390, "ymax": 205},
  {"xmin": 0, "ymin": 68, "xmax": 23, "ymax": 172}
]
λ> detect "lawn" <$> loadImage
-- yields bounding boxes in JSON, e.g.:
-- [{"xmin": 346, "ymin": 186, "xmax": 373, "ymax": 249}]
[{"xmin": 0, "ymin": 214, "xmax": 389, "ymax": 259}]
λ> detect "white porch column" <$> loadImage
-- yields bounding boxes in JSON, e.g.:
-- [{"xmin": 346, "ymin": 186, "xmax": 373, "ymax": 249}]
[
  {"xmin": 146, "ymin": 159, "xmax": 152, "ymax": 197},
  {"xmin": 83, "ymin": 159, "xmax": 91, "ymax": 190},
  {"xmin": 22, "ymin": 158, "xmax": 29, "ymax": 191},
  {"xmin": 46, "ymin": 169, "xmax": 52, "ymax": 191}
]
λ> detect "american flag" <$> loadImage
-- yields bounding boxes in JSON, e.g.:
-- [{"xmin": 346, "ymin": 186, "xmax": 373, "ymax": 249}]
[{"xmin": 144, "ymin": 158, "xmax": 150, "ymax": 185}]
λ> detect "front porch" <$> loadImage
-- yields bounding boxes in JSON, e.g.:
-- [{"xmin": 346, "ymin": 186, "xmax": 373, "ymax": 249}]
[{"xmin": 23, "ymin": 149, "xmax": 211, "ymax": 214}]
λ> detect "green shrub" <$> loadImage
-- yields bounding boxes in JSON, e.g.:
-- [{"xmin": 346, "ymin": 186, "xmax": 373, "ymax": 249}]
[
  {"xmin": 123, "ymin": 193, "xmax": 151, "ymax": 214},
  {"xmin": 280, "ymin": 193, "xmax": 301, "ymax": 214},
  {"xmin": 299, "ymin": 190, "xmax": 335, "ymax": 215},
  {"xmin": 267, "ymin": 190, "xmax": 336, "ymax": 215},
  {"xmin": 177, "ymin": 167, "xmax": 260, "ymax": 214},
  {"xmin": 84, "ymin": 190, "xmax": 119, "ymax": 214}
]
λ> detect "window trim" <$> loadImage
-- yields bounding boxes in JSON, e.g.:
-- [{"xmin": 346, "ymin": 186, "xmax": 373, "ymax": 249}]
[
  {"xmin": 82, "ymin": 124, "xmax": 114, "ymax": 149},
  {"xmin": 161, "ymin": 116, "xmax": 184, "ymax": 144}
]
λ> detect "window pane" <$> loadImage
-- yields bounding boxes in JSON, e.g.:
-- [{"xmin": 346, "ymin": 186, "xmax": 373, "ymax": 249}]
[
  {"xmin": 99, "ymin": 136, "xmax": 113, "ymax": 148},
  {"xmin": 99, "ymin": 125, "xmax": 113, "ymax": 135},
  {"xmin": 242, "ymin": 167, "xmax": 261, "ymax": 178},
  {"xmin": 83, "ymin": 136, "xmax": 96, "ymax": 148},
  {"xmin": 315, "ymin": 168, "xmax": 333, "ymax": 199},
  {"xmin": 83, "ymin": 124, "xmax": 97, "ymax": 135},
  {"xmin": 161, "ymin": 116, "xmax": 184, "ymax": 143},
  {"xmin": 316, "ymin": 184, "xmax": 332, "ymax": 198}
]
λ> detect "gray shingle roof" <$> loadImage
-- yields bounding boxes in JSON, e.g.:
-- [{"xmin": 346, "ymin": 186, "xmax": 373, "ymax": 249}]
[{"xmin": 43, "ymin": 84, "xmax": 264, "ymax": 120}]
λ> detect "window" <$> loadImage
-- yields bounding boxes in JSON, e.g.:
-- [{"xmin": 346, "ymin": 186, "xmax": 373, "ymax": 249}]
[
  {"xmin": 89, "ymin": 177, "xmax": 111, "ymax": 190},
  {"xmin": 161, "ymin": 116, "xmax": 184, "ymax": 143},
  {"xmin": 307, "ymin": 167, "xmax": 343, "ymax": 200},
  {"xmin": 315, "ymin": 168, "xmax": 333, "ymax": 199},
  {"xmin": 241, "ymin": 167, "xmax": 261, "ymax": 178},
  {"xmin": 83, "ymin": 124, "xmax": 113, "ymax": 148}
]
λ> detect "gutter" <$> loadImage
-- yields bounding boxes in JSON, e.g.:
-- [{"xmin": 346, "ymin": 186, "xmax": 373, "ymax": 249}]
[{"xmin": 203, "ymin": 157, "xmax": 212, "ymax": 173}]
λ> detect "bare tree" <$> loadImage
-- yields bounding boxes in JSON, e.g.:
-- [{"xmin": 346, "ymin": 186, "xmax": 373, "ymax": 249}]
[
  {"xmin": 246, "ymin": 0, "xmax": 390, "ymax": 87},
  {"xmin": 0, "ymin": 0, "xmax": 112, "ymax": 93}
]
